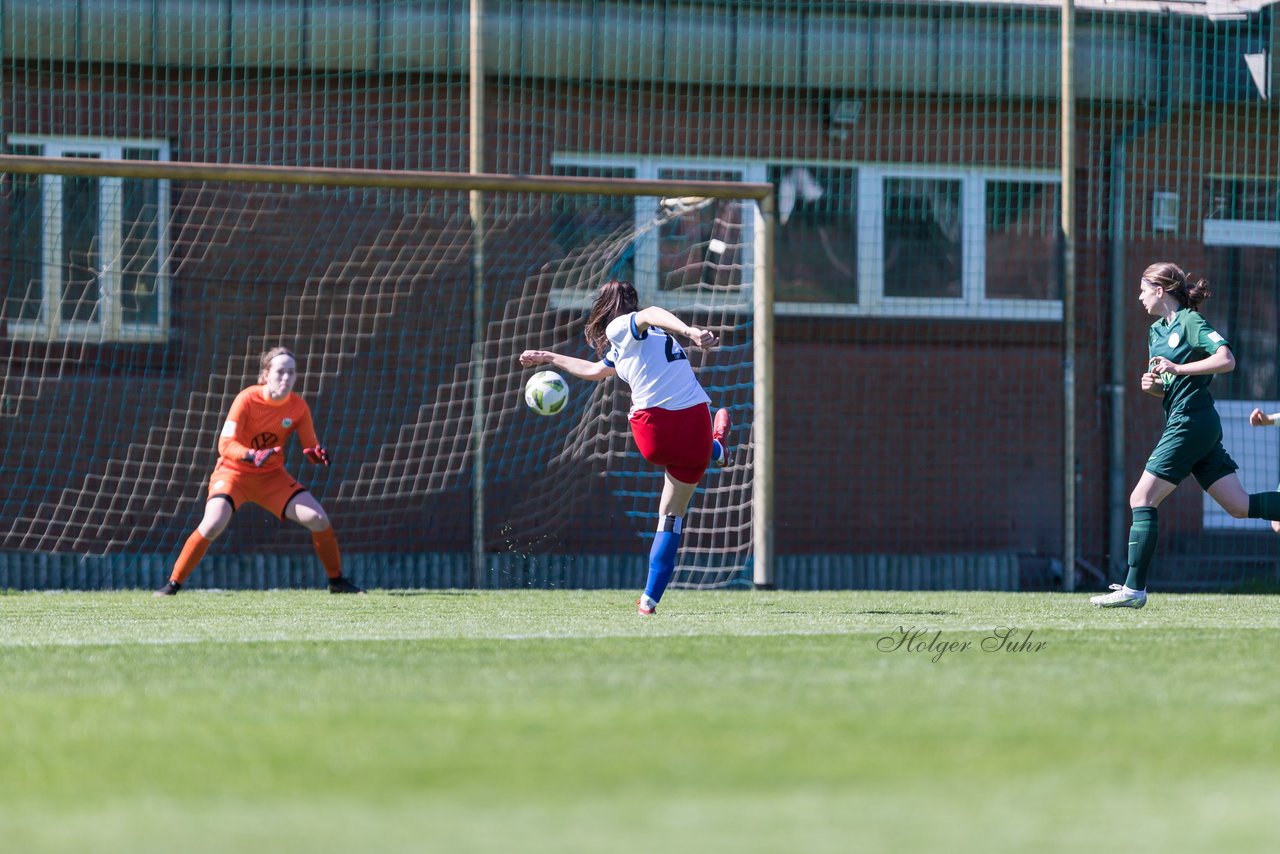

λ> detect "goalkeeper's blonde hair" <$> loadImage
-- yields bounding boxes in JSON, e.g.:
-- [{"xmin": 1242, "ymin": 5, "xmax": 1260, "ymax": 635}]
[{"xmin": 258, "ymin": 346, "xmax": 297, "ymax": 384}]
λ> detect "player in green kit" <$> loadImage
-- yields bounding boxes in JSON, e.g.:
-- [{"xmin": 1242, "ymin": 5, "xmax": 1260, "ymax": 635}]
[
  {"xmin": 1247, "ymin": 406, "xmax": 1280, "ymax": 534},
  {"xmin": 1093, "ymin": 262, "xmax": 1280, "ymax": 608}
]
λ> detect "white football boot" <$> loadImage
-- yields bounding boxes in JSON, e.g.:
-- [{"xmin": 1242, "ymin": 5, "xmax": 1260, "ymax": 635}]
[{"xmin": 1090, "ymin": 583, "xmax": 1147, "ymax": 609}]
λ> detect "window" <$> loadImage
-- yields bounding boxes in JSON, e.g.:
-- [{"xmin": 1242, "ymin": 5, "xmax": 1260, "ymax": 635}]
[
  {"xmin": 1202, "ymin": 175, "xmax": 1280, "ymax": 249},
  {"xmin": 768, "ymin": 165, "xmax": 858, "ymax": 303},
  {"xmin": 548, "ymin": 163, "xmax": 637, "ymax": 284},
  {"xmin": 4, "ymin": 137, "xmax": 170, "ymax": 342},
  {"xmin": 552, "ymin": 154, "xmax": 1060, "ymax": 320},
  {"xmin": 655, "ymin": 167, "xmax": 745, "ymax": 294},
  {"xmin": 985, "ymin": 180, "xmax": 1061, "ymax": 301},
  {"xmin": 883, "ymin": 177, "xmax": 963, "ymax": 299},
  {"xmin": 549, "ymin": 155, "xmax": 754, "ymax": 312},
  {"xmin": 1207, "ymin": 177, "xmax": 1280, "ymax": 221},
  {"xmin": 774, "ymin": 164, "xmax": 1059, "ymax": 319}
]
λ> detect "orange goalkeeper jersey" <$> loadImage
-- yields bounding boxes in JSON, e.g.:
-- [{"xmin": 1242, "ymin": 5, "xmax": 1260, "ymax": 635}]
[{"xmin": 216, "ymin": 385, "xmax": 319, "ymax": 474}]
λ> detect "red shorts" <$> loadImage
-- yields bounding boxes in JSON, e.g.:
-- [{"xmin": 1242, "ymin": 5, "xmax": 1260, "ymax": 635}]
[
  {"xmin": 628, "ymin": 404, "xmax": 713, "ymax": 484},
  {"xmin": 208, "ymin": 463, "xmax": 307, "ymax": 519}
]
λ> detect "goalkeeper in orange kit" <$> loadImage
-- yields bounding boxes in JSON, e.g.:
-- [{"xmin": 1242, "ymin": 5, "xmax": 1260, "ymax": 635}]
[{"xmin": 155, "ymin": 347, "xmax": 364, "ymax": 596}]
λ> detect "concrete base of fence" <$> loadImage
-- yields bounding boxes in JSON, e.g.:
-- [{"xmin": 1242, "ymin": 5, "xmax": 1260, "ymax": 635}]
[{"xmin": 775, "ymin": 553, "xmax": 1019, "ymax": 591}]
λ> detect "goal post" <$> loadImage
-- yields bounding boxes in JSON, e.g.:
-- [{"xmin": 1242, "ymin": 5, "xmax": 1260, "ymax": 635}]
[{"xmin": 0, "ymin": 154, "xmax": 774, "ymax": 591}]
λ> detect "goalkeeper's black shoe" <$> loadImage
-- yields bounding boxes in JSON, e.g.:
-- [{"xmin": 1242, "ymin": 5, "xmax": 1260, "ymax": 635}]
[
  {"xmin": 328, "ymin": 576, "xmax": 366, "ymax": 595},
  {"xmin": 153, "ymin": 580, "xmax": 182, "ymax": 597}
]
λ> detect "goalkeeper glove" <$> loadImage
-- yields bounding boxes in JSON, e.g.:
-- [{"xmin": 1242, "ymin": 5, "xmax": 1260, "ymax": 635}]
[
  {"xmin": 244, "ymin": 446, "xmax": 281, "ymax": 467},
  {"xmin": 303, "ymin": 446, "xmax": 331, "ymax": 466}
]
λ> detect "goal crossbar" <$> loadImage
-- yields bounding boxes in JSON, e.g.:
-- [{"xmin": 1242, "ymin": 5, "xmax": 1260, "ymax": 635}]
[{"xmin": 0, "ymin": 155, "xmax": 775, "ymax": 208}]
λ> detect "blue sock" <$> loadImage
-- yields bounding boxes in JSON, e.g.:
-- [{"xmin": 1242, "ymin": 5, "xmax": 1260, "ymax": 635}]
[
  {"xmin": 644, "ymin": 515, "xmax": 683, "ymax": 604},
  {"xmin": 711, "ymin": 439, "xmax": 725, "ymax": 464}
]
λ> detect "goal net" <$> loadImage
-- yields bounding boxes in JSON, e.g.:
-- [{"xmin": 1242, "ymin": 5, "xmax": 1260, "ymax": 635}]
[{"xmin": 0, "ymin": 157, "xmax": 766, "ymax": 591}]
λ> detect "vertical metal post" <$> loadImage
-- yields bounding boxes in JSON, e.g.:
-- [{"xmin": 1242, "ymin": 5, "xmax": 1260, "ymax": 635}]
[
  {"xmin": 1108, "ymin": 141, "xmax": 1129, "ymax": 582},
  {"xmin": 1061, "ymin": 0, "xmax": 1077, "ymax": 593},
  {"xmin": 753, "ymin": 196, "xmax": 776, "ymax": 589},
  {"xmin": 470, "ymin": 0, "xmax": 488, "ymax": 588}
]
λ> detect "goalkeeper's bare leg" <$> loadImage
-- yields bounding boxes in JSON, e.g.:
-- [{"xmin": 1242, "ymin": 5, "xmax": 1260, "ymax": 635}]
[{"xmin": 155, "ymin": 497, "xmax": 234, "ymax": 596}]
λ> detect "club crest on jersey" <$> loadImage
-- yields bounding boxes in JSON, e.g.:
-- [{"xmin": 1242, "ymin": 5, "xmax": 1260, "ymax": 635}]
[
  {"xmin": 1167, "ymin": 331, "xmax": 1181, "ymax": 348},
  {"xmin": 282, "ymin": 418, "xmax": 293, "ymax": 428}
]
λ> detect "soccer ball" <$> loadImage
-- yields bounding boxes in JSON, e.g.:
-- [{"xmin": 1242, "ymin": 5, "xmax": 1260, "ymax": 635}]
[{"xmin": 524, "ymin": 370, "xmax": 569, "ymax": 416}]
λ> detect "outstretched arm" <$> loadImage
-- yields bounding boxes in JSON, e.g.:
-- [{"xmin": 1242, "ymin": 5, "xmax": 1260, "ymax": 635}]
[
  {"xmin": 519, "ymin": 350, "xmax": 616, "ymax": 382},
  {"xmin": 1250, "ymin": 408, "xmax": 1280, "ymax": 426},
  {"xmin": 632, "ymin": 306, "xmax": 719, "ymax": 349}
]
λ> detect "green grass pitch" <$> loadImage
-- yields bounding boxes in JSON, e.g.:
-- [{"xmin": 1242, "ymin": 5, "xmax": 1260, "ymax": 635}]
[{"xmin": 2, "ymin": 589, "xmax": 1279, "ymax": 853}]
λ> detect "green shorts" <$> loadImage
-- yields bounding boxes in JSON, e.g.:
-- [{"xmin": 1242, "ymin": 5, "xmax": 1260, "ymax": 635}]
[{"xmin": 1144, "ymin": 406, "xmax": 1238, "ymax": 489}]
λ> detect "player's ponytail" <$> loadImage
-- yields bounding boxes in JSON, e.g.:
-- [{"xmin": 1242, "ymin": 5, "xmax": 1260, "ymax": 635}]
[
  {"xmin": 1182, "ymin": 274, "xmax": 1212, "ymax": 311},
  {"xmin": 584, "ymin": 280, "xmax": 640, "ymax": 357},
  {"xmin": 258, "ymin": 346, "xmax": 297, "ymax": 384},
  {"xmin": 1143, "ymin": 262, "xmax": 1211, "ymax": 312}
]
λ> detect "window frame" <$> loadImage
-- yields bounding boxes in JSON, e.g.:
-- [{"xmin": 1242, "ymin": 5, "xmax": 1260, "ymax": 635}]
[
  {"xmin": 6, "ymin": 135, "xmax": 172, "ymax": 343},
  {"xmin": 767, "ymin": 162, "xmax": 861, "ymax": 305},
  {"xmin": 799, "ymin": 162, "xmax": 1061, "ymax": 320},
  {"xmin": 1203, "ymin": 172, "xmax": 1280, "ymax": 247},
  {"xmin": 553, "ymin": 152, "xmax": 1063, "ymax": 321},
  {"xmin": 549, "ymin": 153, "xmax": 758, "ymax": 313}
]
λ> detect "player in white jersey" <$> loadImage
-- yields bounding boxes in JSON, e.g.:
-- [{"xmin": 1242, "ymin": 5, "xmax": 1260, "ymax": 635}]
[{"xmin": 519, "ymin": 279, "xmax": 732, "ymax": 615}]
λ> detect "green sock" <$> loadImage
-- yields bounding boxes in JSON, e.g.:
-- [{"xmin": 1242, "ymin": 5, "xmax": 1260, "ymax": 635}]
[
  {"xmin": 1247, "ymin": 491, "xmax": 1280, "ymax": 521},
  {"xmin": 1124, "ymin": 506, "xmax": 1158, "ymax": 591}
]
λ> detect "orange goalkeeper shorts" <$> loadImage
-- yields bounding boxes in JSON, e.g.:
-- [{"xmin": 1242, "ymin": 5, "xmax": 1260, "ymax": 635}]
[{"xmin": 208, "ymin": 463, "xmax": 307, "ymax": 519}]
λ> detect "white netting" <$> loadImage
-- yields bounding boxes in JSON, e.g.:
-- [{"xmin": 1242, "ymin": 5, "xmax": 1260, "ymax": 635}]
[{"xmin": 1, "ymin": 170, "xmax": 756, "ymax": 588}]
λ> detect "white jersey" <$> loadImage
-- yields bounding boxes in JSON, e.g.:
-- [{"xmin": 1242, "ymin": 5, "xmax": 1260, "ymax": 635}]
[{"xmin": 603, "ymin": 313, "xmax": 711, "ymax": 414}]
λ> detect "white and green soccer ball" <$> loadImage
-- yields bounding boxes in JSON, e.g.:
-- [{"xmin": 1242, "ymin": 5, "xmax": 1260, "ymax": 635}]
[{"xmin": 524, "ymin": 370, "xmax": 569, "ymax": 416}]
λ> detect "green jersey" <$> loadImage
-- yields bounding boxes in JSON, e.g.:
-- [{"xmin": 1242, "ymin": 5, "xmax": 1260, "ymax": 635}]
[{"xmin": 1148, "ymin": 308, "xmax": 1229, "ymax": 416}]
